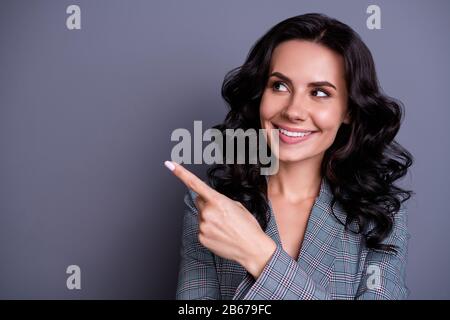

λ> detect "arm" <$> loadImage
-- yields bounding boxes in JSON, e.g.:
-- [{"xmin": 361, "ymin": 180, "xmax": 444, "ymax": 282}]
[
  {"xmin": 175, "ymin": 190, "xmax": 221, "ymax": 300},
  {"xmin": 234, "ymin": 206, "xmax": 410, "ymax": 300}
]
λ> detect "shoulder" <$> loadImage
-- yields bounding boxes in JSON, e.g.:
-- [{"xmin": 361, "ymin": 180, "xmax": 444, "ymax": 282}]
[
  {"xmin": 381, "ymin": 202, "xmax": 409, "ymax": 250},
  {"xmin": 361, "ymin": 201, "xmax": 409, "ymax": 253}
]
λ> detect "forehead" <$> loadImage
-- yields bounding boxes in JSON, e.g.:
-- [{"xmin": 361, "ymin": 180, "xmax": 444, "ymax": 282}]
[{"xmin": 270, "ymin": 40, "xmax": 346, "ymax": 86}]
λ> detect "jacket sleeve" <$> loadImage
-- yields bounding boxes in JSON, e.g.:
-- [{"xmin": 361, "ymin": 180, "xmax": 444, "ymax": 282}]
[
  {"xmin": 234, "ymin": 206, "xmax": 410, "ymax": 300},
  {"xmin": 175, "ymin": 189, "xmax": 221, "ymax": 300},
  {"xmin": 233, "ymin": 243, "xmax": 332, "ymax": 300}
]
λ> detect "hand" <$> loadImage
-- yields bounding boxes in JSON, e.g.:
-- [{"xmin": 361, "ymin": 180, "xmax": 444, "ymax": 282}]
[{"xmin": 165, "ymin": 160, "xmax": 277, "ymax": 278}]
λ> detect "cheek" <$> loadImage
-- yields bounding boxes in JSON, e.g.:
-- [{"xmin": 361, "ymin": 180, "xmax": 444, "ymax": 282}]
[
  {"xmin": 312, "ymin": 107, "xmax": 346, "ymax": 150},
  {"xmin": 259, "ymin": 93, "xmax": 281, "ymax": 122},
  {"xmin": 314, "ymin": 107, "xmax": 344, "ymax": 132},
  {"xmin": 259, "ymin": 106, "xmax": 271, "ymax": 123}
]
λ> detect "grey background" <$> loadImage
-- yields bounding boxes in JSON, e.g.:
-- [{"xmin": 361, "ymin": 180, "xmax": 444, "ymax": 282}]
[{"xmin": 0, "ymin": 0, "xmax": 449, "ymax": 299}]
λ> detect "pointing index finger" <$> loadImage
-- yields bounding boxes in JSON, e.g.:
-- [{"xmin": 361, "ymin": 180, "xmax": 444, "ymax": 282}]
[{"xmin": 164, "ymin": 160, "xmax": 218, "ymax": 201}]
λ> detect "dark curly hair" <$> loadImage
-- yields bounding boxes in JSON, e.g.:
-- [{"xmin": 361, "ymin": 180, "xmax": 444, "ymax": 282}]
[{"xmin": 206, "ymin": 13, "xmax": 413, "ymax": 252}]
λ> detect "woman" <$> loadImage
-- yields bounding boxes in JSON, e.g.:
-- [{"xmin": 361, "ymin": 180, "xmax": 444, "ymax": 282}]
[{"xmin": 167, "ymin": 13, "xmax": 413, "ymax": 300}]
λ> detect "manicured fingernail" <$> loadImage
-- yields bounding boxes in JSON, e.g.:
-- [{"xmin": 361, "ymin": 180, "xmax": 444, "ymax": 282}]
[{"xmin": 164, "ymin": 160, "xmax": 175, "ymax": 171}]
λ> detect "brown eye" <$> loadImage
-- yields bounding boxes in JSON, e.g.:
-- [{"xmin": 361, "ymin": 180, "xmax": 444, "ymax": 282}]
[
  {"xmin": 272, "ymin": 81, "xmax": 288, "ymax": 92},
  {"xmin": 312, "ymin": 88, "xmax": 330, "ymax": 97}
]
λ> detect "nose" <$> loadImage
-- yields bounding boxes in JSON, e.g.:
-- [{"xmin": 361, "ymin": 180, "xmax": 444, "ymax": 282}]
[{"xmin": 280, "ymin": 93, "xmax": 309, "ymax": 122}]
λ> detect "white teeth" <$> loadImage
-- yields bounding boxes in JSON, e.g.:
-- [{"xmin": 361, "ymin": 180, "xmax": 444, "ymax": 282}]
[{"xmin": 279, "ymin": 128, "xmax": 312, "ymax": 137}]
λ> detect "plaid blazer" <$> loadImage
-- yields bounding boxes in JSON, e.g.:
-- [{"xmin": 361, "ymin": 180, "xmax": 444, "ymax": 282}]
[{"xmin": 175, "ymin": 176, "xmax": 410, "ymax": 300}]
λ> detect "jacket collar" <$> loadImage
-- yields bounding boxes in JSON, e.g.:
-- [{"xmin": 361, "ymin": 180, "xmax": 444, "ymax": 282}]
[
  {"xmin": 233, "ymin": 175, "xmax": 346, "ymax": 299},
  {"xmin": 264, "ymin": 175, "xmax": 345, "ymax": 261}
]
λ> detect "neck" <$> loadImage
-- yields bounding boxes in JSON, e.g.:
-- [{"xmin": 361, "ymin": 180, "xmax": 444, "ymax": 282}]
[{"xmin": 267, "ymin": 154, "xmax": 323, "ymax": 204}]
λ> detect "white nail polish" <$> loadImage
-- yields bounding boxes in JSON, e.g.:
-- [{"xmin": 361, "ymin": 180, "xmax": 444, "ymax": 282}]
[{"xmin": 164, "ymin": 160, "xmax": 175, "ymax": 171}]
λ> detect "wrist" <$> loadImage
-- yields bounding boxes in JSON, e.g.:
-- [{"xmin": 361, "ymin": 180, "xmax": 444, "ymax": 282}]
[{"xmin": 241, "ymin": 235, "xmax": 277, "ymax": 279}]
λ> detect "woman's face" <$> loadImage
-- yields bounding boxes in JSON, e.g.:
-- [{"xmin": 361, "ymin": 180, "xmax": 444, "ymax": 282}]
[{"xmin": 260, "ymin": 40, "xmax": 350, "ymax": 163}]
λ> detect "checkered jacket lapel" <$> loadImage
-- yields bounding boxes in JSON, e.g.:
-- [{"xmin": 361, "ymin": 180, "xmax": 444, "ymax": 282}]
[
  {"xmin": 232, "ymin": 198, "xmax": 280, "ymax": 299},
  {"xmin": 233, "ymin": 176, "xmax": 344, "ymax": 300}
]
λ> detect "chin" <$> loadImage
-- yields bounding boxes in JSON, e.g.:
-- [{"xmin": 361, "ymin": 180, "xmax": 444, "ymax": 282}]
[
  {"xmin": 277, "ymin": 148, "xmax": 324, "ymax": 164},
  {"xmin": 277, "ymin": 150, "xmax": 311, "ymax": 163}
]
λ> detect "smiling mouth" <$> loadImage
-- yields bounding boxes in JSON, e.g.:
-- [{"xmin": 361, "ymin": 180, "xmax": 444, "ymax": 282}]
[
  {"xmin": 273, "ymin": 124, "xmax": 317, "ymax": 135},
  {"xmin": 271, "ymin": 123, "xmax": 318, "ymax": 144},
  {"xmin": 279, "ymin": 128, "xmax": 312, "ymax": 137}
]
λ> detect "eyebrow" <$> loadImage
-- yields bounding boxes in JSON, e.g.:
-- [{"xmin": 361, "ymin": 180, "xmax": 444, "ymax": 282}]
[{"xmin": 269, "ymin": 71, "xmax": 337, "ymax": 91}]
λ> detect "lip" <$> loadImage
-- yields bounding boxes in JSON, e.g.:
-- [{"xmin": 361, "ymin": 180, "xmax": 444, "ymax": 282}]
[
  {"xmin": 273, "ymin": 123, "xmax": 317, "ymax": 133},
  {"xmin": 272, "ymin": 123, "xmax": 318, "ymax": 145}
]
